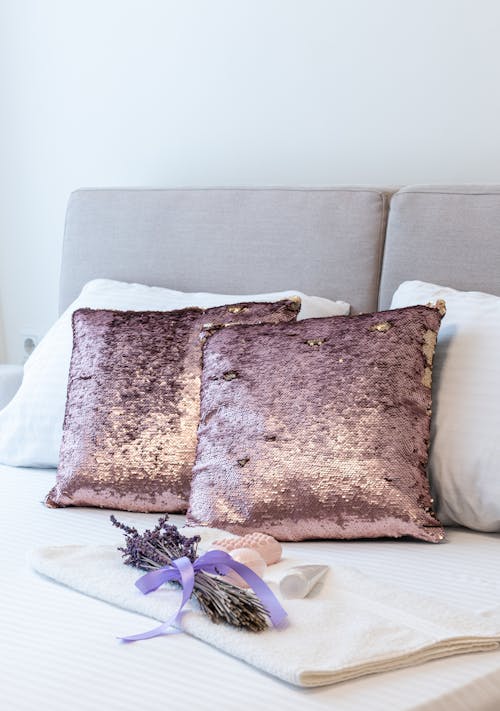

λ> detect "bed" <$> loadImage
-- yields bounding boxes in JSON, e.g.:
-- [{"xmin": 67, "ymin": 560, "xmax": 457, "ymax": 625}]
[{"xmin": 2, "ymin": 185, "xmax": 500, "ymax": 710}]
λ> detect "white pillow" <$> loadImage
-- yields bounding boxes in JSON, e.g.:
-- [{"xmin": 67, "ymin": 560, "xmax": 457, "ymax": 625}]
[
  {"xmin": 391, "ymin": 280, "xmax": 500, "ymax": 531},
  {"xmin": 0, "ymin": 279, "xmax": 349, "ymax": 468}
]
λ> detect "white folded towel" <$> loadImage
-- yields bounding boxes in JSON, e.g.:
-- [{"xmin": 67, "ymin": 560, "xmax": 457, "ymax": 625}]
[{"xmin": 30, "ymin": 540, "xmax": 500, "ymax": 688}]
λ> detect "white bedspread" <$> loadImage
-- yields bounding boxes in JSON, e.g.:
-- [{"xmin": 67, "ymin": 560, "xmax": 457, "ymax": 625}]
[{"xmin": 2, "ymin": 464, "xmax": 500, "ymax": 710}]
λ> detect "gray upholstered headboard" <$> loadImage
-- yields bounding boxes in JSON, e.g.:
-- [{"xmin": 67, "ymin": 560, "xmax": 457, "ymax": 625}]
[
  {"xmin": 379, "ymin": 185, "xmax": 500, "ymax": 307},
  {"xmin": 59, "ymin": 185, "xmax": 500, "ymax": 314},
  {"xmin": 59, "ymin": 187, "xmax": 391, "ymax": 314}
]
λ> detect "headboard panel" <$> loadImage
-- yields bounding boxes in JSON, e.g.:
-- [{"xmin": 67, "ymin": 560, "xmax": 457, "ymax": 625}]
[
  {"xmin": 61, "ymin": 185, "xmax": 500, "ymax": 316},
  {"xmin": 379, "ymin": 185, "xmax": 500, "ymax": 308},
  {"xmin": 59, "ymin": 187, "xmax": 390, "ymax": 314}
]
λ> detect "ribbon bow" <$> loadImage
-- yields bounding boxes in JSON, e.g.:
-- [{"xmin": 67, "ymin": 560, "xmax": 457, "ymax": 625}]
[{"xmin": 121, "ymin": 548, "xmax": 287, "ymax": 642}]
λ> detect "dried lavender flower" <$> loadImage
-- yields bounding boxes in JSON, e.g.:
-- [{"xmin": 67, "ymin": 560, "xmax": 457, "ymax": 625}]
[{"xmin": 111, "ymin": 515, "xmax": 268, "ymax": 631}]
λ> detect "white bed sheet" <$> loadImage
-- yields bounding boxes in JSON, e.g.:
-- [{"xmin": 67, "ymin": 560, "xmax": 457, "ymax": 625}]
[{"xmin": 1, "ymin": 464, "xmax": 500, "ymax": 711}]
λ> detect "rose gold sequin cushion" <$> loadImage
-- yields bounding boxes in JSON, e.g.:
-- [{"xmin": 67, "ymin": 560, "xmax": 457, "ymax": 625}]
[
  {"xmin": 186, "ymin": 304, "xmax": 446, "ymax": 542},
  {"xmin": 45, "ymin": 300, "xmax": 299, "ymax": 512}
]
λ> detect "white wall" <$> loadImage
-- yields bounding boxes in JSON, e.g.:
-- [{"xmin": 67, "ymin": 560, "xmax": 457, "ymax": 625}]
[{"xmin": 1, "ymin": 0, "xmax": 500, "ymax": 362}]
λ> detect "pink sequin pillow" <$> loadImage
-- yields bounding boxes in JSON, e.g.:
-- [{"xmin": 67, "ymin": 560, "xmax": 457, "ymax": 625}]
[
  {"xmin": 46, "ymin": 300, "xmax": 299, "ymax": 512},
  {"xmin": 186, "ymin": 304, "xmax": 446, "ymax": 542}
]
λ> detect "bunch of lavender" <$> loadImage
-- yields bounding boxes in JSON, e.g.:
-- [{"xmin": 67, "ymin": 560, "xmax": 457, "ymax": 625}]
[{"xmin": 111, "ymin": 515, "xmax": 268, "ymax": 632}]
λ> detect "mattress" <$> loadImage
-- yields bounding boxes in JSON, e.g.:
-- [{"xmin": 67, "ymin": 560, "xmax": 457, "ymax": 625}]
[{"xmin": 2, "ymin": 464, "xmax": 500, "ymax": 711}]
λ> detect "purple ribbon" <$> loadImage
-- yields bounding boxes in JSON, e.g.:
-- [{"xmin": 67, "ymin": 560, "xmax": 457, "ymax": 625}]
[{"xmin": 120, "ymin": 548, "xmax": 287, "ymax": 642}]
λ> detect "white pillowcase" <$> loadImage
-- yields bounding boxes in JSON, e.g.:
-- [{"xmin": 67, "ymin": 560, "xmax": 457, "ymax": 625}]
[
  {"xmin": 0, "ymin": 279, "xmax": 350, "ymax": 468},
  {"xmin": 391, "ymin": 280, "xmax": 500, "ymax": 531}
]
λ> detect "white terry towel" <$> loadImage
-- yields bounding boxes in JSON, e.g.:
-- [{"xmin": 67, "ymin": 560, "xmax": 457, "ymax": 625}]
[{"xmin": 30, "ymin": 540, "xmax": 500, "ymax": 688}]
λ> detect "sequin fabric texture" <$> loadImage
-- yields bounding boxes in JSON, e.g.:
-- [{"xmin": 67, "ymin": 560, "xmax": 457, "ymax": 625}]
[
  {"xmin": 46, "ymin": 300, "xmax": 300, "ymax": 512},
  {"xmin": 187, "ymin": 305, "xmax": 446, "ymax": 542}
]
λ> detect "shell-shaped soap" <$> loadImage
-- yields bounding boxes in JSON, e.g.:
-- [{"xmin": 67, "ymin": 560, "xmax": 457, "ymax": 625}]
[
  {"xmin": 224, "ymin": 547, "xmax": 267, "ymax": 589},
  {"xmin": 212, "ymin": 532, "xmax": 282, "ymax": 565}
]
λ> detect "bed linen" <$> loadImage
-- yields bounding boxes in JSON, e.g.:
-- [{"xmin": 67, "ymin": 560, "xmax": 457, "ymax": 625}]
[{"xmin": 2, "ymin": 464, "xmax": 500, "ymax": 711}]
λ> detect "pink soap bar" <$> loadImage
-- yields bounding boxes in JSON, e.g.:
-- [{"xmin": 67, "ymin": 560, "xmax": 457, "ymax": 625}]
[
  {"xmin": 224, "ymin": 547, "xmax": 267, "ymax": 588},
  {"xmin": 212, "ymin": 532, "xmax": 282, "ymax": 565}
]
